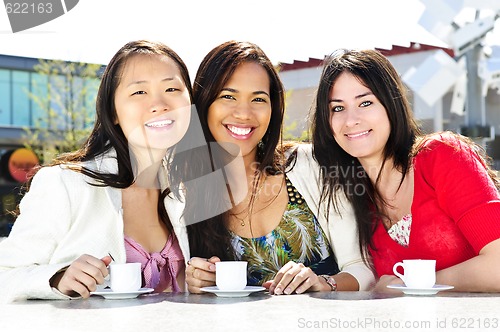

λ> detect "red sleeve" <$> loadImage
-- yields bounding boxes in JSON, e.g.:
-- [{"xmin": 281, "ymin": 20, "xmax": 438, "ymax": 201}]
[{"xmin": 415, "ymin": 133, "xmax": 500, "ymax": 253}]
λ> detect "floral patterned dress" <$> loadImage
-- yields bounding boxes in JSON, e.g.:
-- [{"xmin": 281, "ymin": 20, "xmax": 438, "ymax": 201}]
[{"xmin": 230, "ymin": 176, "xmax": 340, "ymax": 286}]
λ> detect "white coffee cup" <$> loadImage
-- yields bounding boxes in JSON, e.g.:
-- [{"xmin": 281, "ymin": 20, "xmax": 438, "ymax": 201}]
[
  {"xmin": 109, "ymin": 262, "xmax": 142, "ymax": 292},
  {"xmin": 215, "ymin": 261, "xmax": 248, "ymax": 291},
  {"xmin": 393, "ymin": 259, "xmax": 436, "ymax": 288}
]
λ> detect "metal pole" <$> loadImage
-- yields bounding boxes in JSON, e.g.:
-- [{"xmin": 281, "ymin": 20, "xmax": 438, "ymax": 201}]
[{"xmin": 464, "ymin": 43, "xmax": 485, "ymax": 128}]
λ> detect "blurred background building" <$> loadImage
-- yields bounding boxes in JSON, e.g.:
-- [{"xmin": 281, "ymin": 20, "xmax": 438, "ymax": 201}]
[{"xmin": 0, "ymin": 55, "xmax": 103, "ymax": 236}]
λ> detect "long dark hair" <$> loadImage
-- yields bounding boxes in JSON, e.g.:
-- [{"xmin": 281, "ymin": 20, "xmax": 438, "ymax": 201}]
[
  {"xmin": 311, "ymin": 49, "xmax": 421, "ymax": 263},
  {"xmin": 22, "ymin": 40, "xmax": 194, "ymax": 231},
  {"xmin": 44, "ymin": 40, "xmax": 193, "ymax": 186},
  {"xmin": 187, "ymin": 40, "xmax": 285, "ymax": 260}
]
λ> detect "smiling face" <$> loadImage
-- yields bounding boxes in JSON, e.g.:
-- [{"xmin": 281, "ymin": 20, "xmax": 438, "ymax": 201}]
[
  {"xmin": 329, "ymin": 72, "xmax": 391, "ymax": 165},
  {"xmin": 207, "ymin": 61, "xmax": 272, "ymax": 160},
  {"xmin": 114, "ymin": 53, "xmax": 191, "ymax": 153}
]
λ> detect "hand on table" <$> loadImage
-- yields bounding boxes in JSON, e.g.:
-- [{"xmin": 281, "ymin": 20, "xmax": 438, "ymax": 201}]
[
  {"xmin": 185, "ymin": 256, "xmax": 220, "ymax": 293},
  {"xmin": 263, "ymin": 261, "xmax": 329, "ymax": 295},
  {"xmin": 50, "ymin": 254, "xmax": 112, "ymax": 298},
  {"xmin": 372, "ymin": 274, "xmax": 405, "ymax": 293}
]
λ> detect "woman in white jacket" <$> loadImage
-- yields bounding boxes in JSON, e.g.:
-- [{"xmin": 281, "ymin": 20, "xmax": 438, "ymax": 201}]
[{"xmin": 0, "ymin": 40, "xmax": 193, "ymax": 302}]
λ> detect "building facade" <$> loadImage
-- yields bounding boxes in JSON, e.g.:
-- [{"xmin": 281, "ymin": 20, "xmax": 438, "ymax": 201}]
[{"xmin": 0, "ymin": 54, "xmax": 102, "ymax": 236}]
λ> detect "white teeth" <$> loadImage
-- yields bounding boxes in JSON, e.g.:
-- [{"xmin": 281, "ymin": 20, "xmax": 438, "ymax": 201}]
[
  {"xmin": 227, "ymin": 125, "xmax": 252, "ymax": 136},
  {"xmin": 146, "ymin": 119, "xmax": 173, "ymax": 128},
  {"xmin": 347, "ymin": 130, "xmax": 369, "ymax": 138}
]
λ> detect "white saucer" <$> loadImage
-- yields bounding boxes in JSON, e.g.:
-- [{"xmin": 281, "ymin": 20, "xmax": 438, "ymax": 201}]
[
  {"xmin": 200, "ymin": 286, "xmax": 266, "ymax": 298},
  {"xmin": 387, "ymin": 284, "xmax": 454, "ymax": 295},
  {"xmin": 90, "ymin": 287, "xmax": 154, "ymax": 299}
]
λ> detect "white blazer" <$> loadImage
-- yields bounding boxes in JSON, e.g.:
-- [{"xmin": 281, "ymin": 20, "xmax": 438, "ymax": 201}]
[{"xmin": 0, "ymin": 150, "xmax": 161, "ymax": 302}]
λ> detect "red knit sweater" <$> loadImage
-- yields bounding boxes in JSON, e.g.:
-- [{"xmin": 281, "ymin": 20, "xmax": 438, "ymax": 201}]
[{"xmin": 370, "ymin": 133, "xmax": 500, "ymax": 277}]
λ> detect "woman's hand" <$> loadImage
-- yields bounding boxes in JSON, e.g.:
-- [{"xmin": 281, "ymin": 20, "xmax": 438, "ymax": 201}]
[
  {"xmin": 372, "ymin": 274, "xmax": 404, "ymax": 293},
  {"xmin": 50, "ymin": 254, "xmax": 112, "ymax": 298},
  {"xmin": 264, "ymin": 261, "xmax": 329, "ymax": 295},
  {"xmin": 185, "ymin": 256, "xmax": 220, "ymax": 293}
]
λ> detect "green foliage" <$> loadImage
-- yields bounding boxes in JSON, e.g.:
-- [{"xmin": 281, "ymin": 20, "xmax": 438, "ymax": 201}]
[
  {"xmin": 22, "ymin": 59, "xmax": 102, "ymax": 163},
  {"xmin": 282, "ymin": 89, "xmax": 310, "ymax": 142},
  {"xmin": 282, "ymin": 115, "xmax": 310, "ymax": 142}
]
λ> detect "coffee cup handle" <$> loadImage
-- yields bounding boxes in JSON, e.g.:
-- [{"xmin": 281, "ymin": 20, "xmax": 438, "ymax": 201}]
[{"xmin": 393, "ymin": 262, "xmax": 406, "ymax": 283}]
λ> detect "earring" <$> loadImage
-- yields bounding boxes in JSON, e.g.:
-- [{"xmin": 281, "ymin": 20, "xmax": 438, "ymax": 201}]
[{"xmin": 257, "ymin": 140, "xmax": 265, "ymax": 159}]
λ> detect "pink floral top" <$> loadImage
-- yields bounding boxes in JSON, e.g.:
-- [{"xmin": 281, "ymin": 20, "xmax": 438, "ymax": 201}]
[
  {"xmin": 124, "ymin": 233, "xmax": 184, "ymax": 292},
  {"xmin": 387, "ymin": 214, "xmax": 412, "ymax": 247}
]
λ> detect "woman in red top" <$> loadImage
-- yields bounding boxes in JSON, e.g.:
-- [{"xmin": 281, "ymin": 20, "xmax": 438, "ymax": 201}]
[{"xmin": 311, "ymin": 48, "xmax": 500, "ymax": 292}]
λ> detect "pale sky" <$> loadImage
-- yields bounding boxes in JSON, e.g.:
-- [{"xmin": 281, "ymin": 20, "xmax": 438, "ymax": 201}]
[{"xmin": 1, "ymin": 0, "xmax": 499, "ymax": 76}]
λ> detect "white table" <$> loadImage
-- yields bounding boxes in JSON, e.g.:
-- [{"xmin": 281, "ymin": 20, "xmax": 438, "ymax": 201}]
[{"xmin": 1, "ymin": 291, "xmax": 499, "ymax": 332}]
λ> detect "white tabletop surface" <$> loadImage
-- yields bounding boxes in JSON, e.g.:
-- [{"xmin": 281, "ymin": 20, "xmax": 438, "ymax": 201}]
[{"xmin": 1, "ymin": 290, "xmax": 499, "ymax": 332}]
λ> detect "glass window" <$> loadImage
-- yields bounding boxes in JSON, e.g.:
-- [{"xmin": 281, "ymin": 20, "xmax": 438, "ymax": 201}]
[
  {"xmin": 70, "ymin": 76, "xmax": 85, "ymax": 129},
  {"xmin": 12, "ymin": 71, "xmax": 30, "ymax": 127},
  {"xmin": 49, "ymin": 74, "xmax": 67, "ymax": 131},
  {"xmin": 84, "ymin": 77, "xmax": 99, "ymax": 129},
  {"xmin": 30, "ymin": 73, "xmax": 49, "ymax": 128},
  {"xmin": 78, "ymin": 77, "xmax": 98, "ymax": 129},
  {"xmin": 0, "ymin": 69, "xmax": 11, "ymax": 125}
]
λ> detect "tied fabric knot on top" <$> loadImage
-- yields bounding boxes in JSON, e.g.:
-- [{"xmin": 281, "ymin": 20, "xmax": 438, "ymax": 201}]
[
  {"xmin": 124, "ymin": 234, "xmax": 184, "ymax": 292},
  {"xmin": 144, "ymin": 252, "xmax": 167, "ymax": 290}
]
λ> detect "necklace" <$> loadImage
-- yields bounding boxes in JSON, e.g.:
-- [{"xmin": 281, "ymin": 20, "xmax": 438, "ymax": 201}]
[
  {"xmin": 232, "ymin": 211, "xmax": 249, "ymax": 227},
  {"xmin": 231, "ymin": 174, "xmax": 266, "ymax": 227}
]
